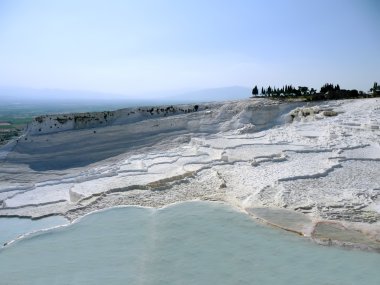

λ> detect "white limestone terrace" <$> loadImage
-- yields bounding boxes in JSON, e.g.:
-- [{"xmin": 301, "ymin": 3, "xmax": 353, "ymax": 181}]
[{"xmin": 1, "ymin": 98, "xmax": 380, "ymax": 251}]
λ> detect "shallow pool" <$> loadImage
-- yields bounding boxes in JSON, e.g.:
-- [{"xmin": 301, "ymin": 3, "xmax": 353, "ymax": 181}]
[{"xmin": 0, "ymin": 202, "xmax": 379, "ymax": 285}]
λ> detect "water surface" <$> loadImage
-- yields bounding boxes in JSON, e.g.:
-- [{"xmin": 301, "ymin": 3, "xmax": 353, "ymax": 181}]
[
  {"xmin": 0, "ymin": 202, "xmax": 379, "ymax": 284},
  {"xmin": 0, "ymin": 215, "xmax": 68, "ymax": 246}
]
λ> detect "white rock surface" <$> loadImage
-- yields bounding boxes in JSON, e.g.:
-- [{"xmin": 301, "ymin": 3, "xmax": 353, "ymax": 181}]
[{"xmin": 0, "ymin": 98, "xmax": 379, "ymax": 233}]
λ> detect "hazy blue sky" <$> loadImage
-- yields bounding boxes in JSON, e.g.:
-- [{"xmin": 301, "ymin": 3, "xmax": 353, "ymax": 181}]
[{"xmin": 0, "ymin": 0, "xmax": 379, "ymax": 98}]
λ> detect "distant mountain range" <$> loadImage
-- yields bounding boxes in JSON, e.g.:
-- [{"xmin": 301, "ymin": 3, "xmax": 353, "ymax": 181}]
[
  {"xmin": 0, "ymin": 86, "xmax": 251, "ymax": 105},
  {"xmin": 172, "ymin": 86, "xmax": 251, "ymax": 103}
]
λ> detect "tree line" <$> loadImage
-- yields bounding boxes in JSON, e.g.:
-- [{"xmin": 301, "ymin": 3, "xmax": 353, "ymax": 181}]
[{"xmin": 251, "ymin": 82, "xmax": 379, "ymax": 101}]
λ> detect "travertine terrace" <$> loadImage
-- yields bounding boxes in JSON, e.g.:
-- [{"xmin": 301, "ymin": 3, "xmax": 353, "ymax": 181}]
[{"xmin": 1, "ymin": 98, "xmax": 380, "ymax": 250}]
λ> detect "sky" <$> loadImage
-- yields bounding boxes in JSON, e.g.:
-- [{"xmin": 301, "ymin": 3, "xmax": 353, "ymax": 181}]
[{"xmin": 0, "ymin": 0, "xmax": 379, "ymax": 99}]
